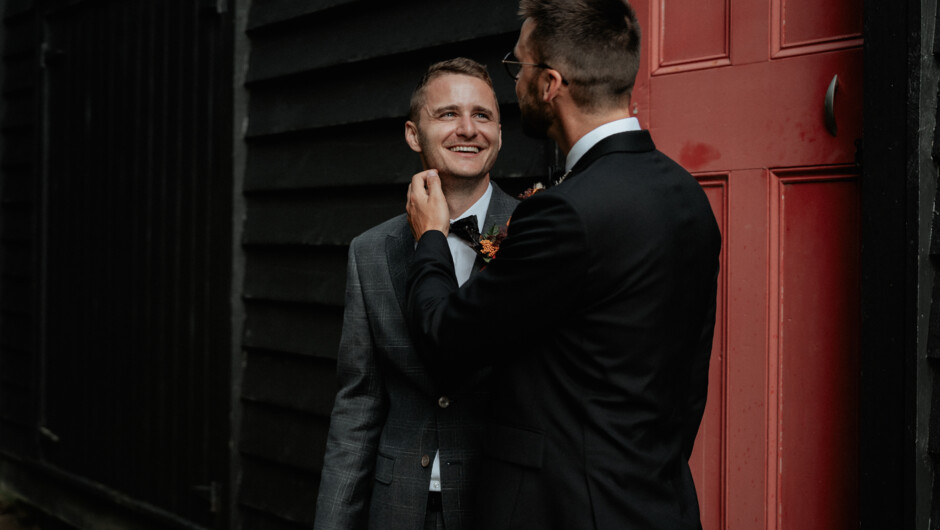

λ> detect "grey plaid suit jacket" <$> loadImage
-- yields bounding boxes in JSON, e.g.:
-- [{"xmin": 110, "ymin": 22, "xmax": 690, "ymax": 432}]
[{"xmin": 314, "ymin": 184, "xmax": 517, "ymax": 530}]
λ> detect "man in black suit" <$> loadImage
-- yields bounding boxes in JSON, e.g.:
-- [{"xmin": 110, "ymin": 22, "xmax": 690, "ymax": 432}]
[{"xmin": 405, "ymin": 1, "xmax": 721, "ymax": 529}]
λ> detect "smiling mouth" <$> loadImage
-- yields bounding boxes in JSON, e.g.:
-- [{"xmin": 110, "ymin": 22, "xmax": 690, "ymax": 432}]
[{"xmin": 449, "ymin": 146, "xmax": 481, "ymax": 153}]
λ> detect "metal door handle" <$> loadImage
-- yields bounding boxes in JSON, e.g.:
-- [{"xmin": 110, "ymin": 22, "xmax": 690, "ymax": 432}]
[{"xmin": 825, "ymin": 75, "xmax": 838, "ymax": 137}]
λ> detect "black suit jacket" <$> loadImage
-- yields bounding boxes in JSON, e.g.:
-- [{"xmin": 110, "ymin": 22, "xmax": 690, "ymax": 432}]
[{"xmin": 407, "ymin": 131, "xmax": 721, "ymax": 530}]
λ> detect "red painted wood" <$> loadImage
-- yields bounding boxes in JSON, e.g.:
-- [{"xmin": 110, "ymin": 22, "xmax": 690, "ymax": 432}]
[
  {"xmin": 772, "ymin": 170, "xmax": 860, "ymax": 530},
  {"xmin": 650, "ymin": 49, "xmax": 863, "ymax": 172},
  {"xmin": 633, "ymin": 1, "xmax": 863, "ymax": 528},
  {"xmin": 631, "ymin": 0, "xmax": 651, "ymax": 125},
  {"xmin": 731, "ymin": 0, "xmax": 769, "ymax": 65},
  {"xmin": 691, "ymin": 176, "xmax": 729, "ymax": 530},
  {"xmin": 654, "ymin": 0, "xmax": 729, "ymax": 70},
  {"xmin": 773, "ymin": 0, "xmax": 863, "ymax": 49},
  {"xmin": 724, "ymin": 169, "xmax": 770, "ymax": 530}
]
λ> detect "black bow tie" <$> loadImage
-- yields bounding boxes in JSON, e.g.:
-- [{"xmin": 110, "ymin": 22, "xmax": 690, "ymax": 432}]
[{"xmin": 450, "ymin": 215, "xmax": 480, "ymax": 245}]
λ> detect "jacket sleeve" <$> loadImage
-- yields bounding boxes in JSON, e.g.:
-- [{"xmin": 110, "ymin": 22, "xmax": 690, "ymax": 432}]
[
  {"xmin": 682, "ymin": 254, "xmax": 720, "ymax": 459},
  {"xmin": 407, "ymin": 192, "xmax": 589, "ymax": 374},
  {"xmin": 314, "ymin": 241, "xmax": 388, "ymax": 530}
]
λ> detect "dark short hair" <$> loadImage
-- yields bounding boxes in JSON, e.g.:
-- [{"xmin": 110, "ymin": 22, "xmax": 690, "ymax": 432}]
[
  {"xmin": 519, "ymin": 0, "xmax": 640, "ymax": 111},
  {"xmin": 409, "ymin": 58, "xmax": 497, "ymax": 122}
]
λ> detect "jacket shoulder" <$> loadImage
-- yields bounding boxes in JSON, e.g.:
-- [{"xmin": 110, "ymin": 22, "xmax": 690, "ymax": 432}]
[{"xmin": 350, "ymin": 213, "xmax": 409, "ymax": 248}]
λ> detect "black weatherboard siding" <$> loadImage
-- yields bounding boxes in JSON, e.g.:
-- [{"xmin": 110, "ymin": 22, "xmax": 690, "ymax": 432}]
[
  {"xmin": 0, "ymin": 0, "xmax": 233, "ymax": 528},
  {"xmin": 239, "ymin": 0, "xmax": 550, "ymax": 526},
  {"xmin": 0, "ymin": 0, "xmax": 40, "ymax": 461},
  {"xmin": 42, "ymin": 0, "xmax": 232, "ymax": 526}
]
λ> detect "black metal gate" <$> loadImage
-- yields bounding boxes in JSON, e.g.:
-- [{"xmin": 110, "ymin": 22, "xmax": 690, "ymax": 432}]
[{"xmin": 39, "ymin": 0, "xmax": 232, "ymax": 526}]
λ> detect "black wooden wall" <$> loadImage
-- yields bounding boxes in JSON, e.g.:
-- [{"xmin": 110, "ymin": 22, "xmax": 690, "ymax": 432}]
[
  {"xmin": 238, "ymin": 0, "xmax": 551, "ymax": 527},
  {"xmin": 0, "ymin": 0, "xmax": 41, "ymax": 462},
  {"xmin": 42, "ymin": 0, "xmax": 233, "ymax": 525},
  {"xmin": 0, "ymin": 0, "xmax": 234, "ymax": 528}
]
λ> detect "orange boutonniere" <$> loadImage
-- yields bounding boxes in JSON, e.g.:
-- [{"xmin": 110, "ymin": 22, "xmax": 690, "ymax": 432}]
[
  {"xmin": 476, "ymin": 224, "xmax": 507, "ymax": 263},
  {"xmin": 517, "ymin": 167, "xmax": 571, "ymax": 200},
  {"xmin": 517, "ymin": 181, "xmax": 545, "ymax": 200}
]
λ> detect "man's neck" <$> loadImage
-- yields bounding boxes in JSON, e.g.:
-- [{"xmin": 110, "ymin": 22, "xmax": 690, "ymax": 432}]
[
  {"xmin": 441, "ymin": 175, "xmax": 491, "ymax": 219},
  {"xmin": 551, "ymin": 107, "xmax": 633, "ymax": 157}
]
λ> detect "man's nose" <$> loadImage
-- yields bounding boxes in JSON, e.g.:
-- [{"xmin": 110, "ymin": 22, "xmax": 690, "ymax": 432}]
[{"xmin": 455, "ymin": 115, "xmax": 477, "ymax": 137}]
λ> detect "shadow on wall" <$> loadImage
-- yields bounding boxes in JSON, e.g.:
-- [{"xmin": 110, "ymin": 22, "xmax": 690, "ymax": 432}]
[{"xmin": 0, "ymin": 491, "xmax": 74, "ymax": 530}]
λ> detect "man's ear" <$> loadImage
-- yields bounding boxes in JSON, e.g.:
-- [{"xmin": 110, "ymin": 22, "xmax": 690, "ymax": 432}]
[
  {"xmin": 498, "ymin": 123, "xmax": 503, "ymax": 151},
  {"xmin": 542, "ymin": 69, "xmax": 565, "ymax": 102},
  {"xmin": 405, "ymin": 120, "xmax": 422, "ymax": 153}
]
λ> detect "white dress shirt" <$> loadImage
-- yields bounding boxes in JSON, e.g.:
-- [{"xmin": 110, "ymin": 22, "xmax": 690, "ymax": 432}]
[{"xmin": 429, "ymin": 182, "xmax": 493, "ymax": 492}]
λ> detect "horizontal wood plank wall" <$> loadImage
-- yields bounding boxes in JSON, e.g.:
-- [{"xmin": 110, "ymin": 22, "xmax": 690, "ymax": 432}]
[
  {"xmin": 0, "ymin": 0, "xmax": 39, "ymax": 459},
  {"xmin": 240, "ymin": 0, "xmax": 552, "ymax": 526}
]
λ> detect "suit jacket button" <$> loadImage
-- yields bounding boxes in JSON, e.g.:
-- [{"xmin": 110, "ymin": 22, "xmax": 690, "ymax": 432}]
[
  {"xmin": 438, "ymin": 396, "xmax": 451, "ymax": 408},
  {"xmin": 421, "ymin": 454, "xmax": 431, "ymax": 468}
]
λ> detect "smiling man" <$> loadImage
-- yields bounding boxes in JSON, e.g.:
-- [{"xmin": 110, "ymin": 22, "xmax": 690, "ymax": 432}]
[{"xmin": 314, "ymin": 58, "xmax": 517, "ymax": 530}]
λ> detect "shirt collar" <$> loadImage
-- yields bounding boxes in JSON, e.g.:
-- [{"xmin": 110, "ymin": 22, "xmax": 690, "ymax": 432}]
[
  {"xmin": 450, "ymin": 182, "xmax": 493, "ymax": 233},
  {"xmin": 565, "ymin": 117, "xmax": 641, "ymax": 172}
]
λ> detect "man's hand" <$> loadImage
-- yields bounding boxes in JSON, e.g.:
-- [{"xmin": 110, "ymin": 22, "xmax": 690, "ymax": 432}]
[{"xmin": 407, "ymin": 170, "xmax": 450, "ymax": 241}]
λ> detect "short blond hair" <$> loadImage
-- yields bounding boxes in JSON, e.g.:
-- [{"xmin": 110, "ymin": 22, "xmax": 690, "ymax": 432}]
[{"xmin": 409, "ymin": 58, "xmax": 497, "ymax": 122}]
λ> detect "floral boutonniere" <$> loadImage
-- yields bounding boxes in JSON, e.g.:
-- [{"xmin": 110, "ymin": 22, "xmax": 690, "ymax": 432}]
[
  {"xmin": 475, "ymin": 223, "xmax": 508, "ymax": 263},
  {"xmin": 518, "ymin": 167, "xmax": 572, "ymax": 199},
  {"xmin": 517, "ymin": 181, "xmax": 545, "ymax": 200}
]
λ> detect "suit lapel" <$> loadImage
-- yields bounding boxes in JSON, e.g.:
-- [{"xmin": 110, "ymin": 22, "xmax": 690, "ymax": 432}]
[
  {"xmin": 386, "ymin": 219, "xmax": 414, "ymax": 314},
  {"xmin": 469, "ymin": 183, "xmax": 518, "ymax": 278}
]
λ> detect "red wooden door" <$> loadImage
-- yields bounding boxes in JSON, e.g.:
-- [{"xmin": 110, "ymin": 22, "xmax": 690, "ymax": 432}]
[{"xmin": 631, "ymin": 1, "xmax": 862, "ymax": 528}]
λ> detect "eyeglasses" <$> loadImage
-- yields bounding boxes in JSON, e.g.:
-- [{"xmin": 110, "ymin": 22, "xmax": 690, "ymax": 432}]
[{"xmin": 501, "ymin": 51, "xmax": 570, "ymax": 86}]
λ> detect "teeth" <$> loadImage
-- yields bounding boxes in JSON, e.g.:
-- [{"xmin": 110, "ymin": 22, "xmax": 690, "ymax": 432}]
[{"xmin": 450, "ymin": 146, "xmax": 480, "ymax": 153}]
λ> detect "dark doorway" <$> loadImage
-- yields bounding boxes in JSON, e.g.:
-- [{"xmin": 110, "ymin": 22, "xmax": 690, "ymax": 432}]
[{"xmin": 39, "ymin": 0, "xmax": 232, "ymax": 526}]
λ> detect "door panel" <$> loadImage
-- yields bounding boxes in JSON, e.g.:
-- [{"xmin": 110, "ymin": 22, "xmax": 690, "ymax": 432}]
[
  {"xmin": 653, "ymin": 0, "xmax": 730, "ymax": 72},
  {"xmin": 770, "ymin": 170, "xmax": 860, "ymax": 529},
  {"xmin": 771, "ymin": 0, "xmax": 863, "ymax": 55}
]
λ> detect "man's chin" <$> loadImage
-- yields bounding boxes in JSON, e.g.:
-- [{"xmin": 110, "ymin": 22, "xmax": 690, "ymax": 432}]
[
  {"xmin": 438, "ymin": 162, "xmax": 495, "ymax": 182},
  {"xmin": 444, "ymin": 172, "xmax": 489, "ymax": 182}
]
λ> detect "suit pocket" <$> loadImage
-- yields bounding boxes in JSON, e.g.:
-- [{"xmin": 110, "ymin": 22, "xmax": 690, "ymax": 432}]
[
  {"xmin": 374, "ymin": 453, "xmax": 395, "ymax": 485},
  {"xmin": 483, "ymin": 424, "xmax": 544, "ymax": 469}
]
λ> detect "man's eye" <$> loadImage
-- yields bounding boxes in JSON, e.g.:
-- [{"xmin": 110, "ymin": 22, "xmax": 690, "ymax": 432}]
[
  {"xmin": 440, "ymin": 112, "xmax": 457, "ymax": 118},
  {"xmin": 474, "ymin": 113, "xmax": 491, "ymax": 120}
]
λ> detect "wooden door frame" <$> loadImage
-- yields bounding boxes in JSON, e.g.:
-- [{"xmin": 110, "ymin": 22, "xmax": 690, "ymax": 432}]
[{"xmin": 859, "ymin": 0, "xmax": 926, "ymax": 528}]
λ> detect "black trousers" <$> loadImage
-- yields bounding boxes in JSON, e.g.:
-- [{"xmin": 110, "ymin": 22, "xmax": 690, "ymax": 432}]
[
  {"xmin": 423, "ymin": 511, "xmax": 444, "ymax": 530},
  {"xmin": 424, "ymin": 491, "xmax": 444, "ymax": 530}
]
